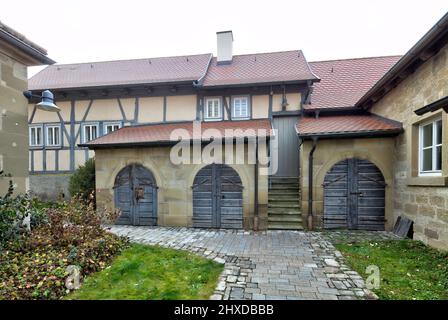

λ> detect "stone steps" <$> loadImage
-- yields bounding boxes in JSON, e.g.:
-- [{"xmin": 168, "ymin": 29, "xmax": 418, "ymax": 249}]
[
  {"xmin": 269, "ymin": 203, "xmax": 301, "ymax": 209},
  {"xmin": 268, "ymin": 176, "xmax": 302, "ymax": 231},
  {"xmin": 268, "ymin": 223, "xmax": 304, "ymax": 230}
]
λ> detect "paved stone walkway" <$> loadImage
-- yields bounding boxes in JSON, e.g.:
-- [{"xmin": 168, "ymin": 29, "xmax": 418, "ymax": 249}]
[{"xmin": 107, "ymin": 226, "xmax": 392, "ymax": 300}]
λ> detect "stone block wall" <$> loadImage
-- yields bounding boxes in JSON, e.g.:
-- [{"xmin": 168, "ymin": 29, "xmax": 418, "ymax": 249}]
[
  {"xmin": 0, "ymin": 51, "xmax": 29, "ymax": 195},
  {"xmin": 370, "ymin": 43, "xmax": 448, "ymax": 250}
]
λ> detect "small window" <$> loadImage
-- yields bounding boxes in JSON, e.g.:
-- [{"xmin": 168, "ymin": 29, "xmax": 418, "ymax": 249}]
[
  {"xmin": 82, "ymin": 123, "xmax": 99, "ymax": 143},
  {"xmin": 46, "ymin": 125, "xmax": 61, "ymax": 147},
  {"xmin": 232, "ymin": 96, "xmax": 249, "ymax": 119},
  {"xmin": 29, "ymin": 125, "xmax": 43, "ymax": 147},
  {"xmin": 419, "ymin": 119, "xmax": 442, "ymax": 175},
  {"xmin": 204, "ymin": 98, "xmax": 222, "ymax": 120},
  {"xmin": 104, "ymin": 122, "xmax": 122, "ymax": 134}
]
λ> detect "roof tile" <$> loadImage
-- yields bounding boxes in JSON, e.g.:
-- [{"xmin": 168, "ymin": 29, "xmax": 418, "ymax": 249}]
[
  {"xmin": 29, "ymin": 54, "xmax": 212, "ymax": 90},
  {"xmin": 82, "ymin": 119, "xmax": 273, "ymax": 147},
  {"xmin": 202, "ymin": 50, "xmax": 318, "ymax": 87},
  {"xmin": 305, "ymin": 56, "xmax": 401, "ymax": 110},
  {"xmin": 297, "ymin": 114, "xmax": 402, "ymax": 136}
]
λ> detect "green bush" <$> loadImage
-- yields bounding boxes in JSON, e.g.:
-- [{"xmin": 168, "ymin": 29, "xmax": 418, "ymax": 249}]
[{"xmin": 68, "ymin": 158, "xmax": 95, "ymax": 203}]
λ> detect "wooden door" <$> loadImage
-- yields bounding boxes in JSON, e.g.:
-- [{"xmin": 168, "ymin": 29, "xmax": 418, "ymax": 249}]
[
  {"xmin": 272, "ymin": 116, "xmax": 300, "ymax": 177},
  {"xmin": 114, "ymin": 164, "xmax": 157, "ymax": 226},
  {"xmin": 192, "ymin": 164, "xmax": 243, "ymax": 229},
  {"xmin": 323, "ymin": 158, "xmax": 385, "ymax": 230}
]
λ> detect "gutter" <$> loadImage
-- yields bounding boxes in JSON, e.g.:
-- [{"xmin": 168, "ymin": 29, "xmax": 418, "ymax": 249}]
[
  {"xmin": 298, "ymin": 128, "xmax": 404, "ymax": 140},
  {"xmin": 0, "ymin": 29, "xmax": 55, "ymax": 65},
  {"xmin": 414, "ymin": 95, "xmax": 448, "ymax": 115},
  {"xmin": 307, "ymin": 137, "xmax": 318, "ymax": 230}
]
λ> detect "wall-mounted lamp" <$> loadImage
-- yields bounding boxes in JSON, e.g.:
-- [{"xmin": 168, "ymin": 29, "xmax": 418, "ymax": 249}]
[{"xmin": 23, "ymin": 90, "xmax": 60, "ymax": 112}]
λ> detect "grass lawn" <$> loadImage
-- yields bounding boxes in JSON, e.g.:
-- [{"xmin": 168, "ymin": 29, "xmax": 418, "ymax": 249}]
[
  {"xmin": 336, "ymin": 240, "xmax": 448, "ymax": 300},
  {"xmin": 67, "ymin": 244, "xmax": 224, "ymax": 300}
]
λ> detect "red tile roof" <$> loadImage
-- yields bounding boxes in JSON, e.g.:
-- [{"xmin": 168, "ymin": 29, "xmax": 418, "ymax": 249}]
[
  {"xmin": 296, "ymin": 114, "xmax": 402, "ymax": 137},
  {"xmin": 197, "ymin": 50, "xmax": 318, "ymax": 87},
  {"xmin": 29, "ymin": 54, "xmax": 212, "ymax": 90},
  {"xmin": 304, "ymin": 56, "xmax": 401, "ymax": 110},
  {"xmin": 81, "ymin": 119, "xmax": 273, "ymax": 148}
]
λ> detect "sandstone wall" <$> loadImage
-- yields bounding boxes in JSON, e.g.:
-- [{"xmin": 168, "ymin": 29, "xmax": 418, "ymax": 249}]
[{"xmin": 370, "ymin": 43, "xmax": 448, "ymax": 250}]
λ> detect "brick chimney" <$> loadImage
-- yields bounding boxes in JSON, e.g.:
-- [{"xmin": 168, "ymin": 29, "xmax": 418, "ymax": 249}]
[{"xmin": 216, "ymin": 31, "xmax": 233, "ymax": 64}]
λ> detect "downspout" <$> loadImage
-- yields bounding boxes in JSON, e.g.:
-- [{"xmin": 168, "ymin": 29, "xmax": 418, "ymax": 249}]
[
  {"xmin": 254, "ymin": 138, "xmax": 259, "ymax": 231},
  {"xmin": 307, "ymin": 137, "xmax": 318, "ymax": 230}
]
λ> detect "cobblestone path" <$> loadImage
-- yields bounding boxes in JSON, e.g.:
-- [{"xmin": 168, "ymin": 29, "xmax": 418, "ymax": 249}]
[{"xmin": 108, "ymin": 226, "xmax": 396, "ymax": 300}]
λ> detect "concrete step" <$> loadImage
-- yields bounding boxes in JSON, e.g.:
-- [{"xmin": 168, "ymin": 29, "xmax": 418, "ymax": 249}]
[
  {"xmin": 270, "ymin": 177, "xmax": 300, "ymax": 183},
  {"xmin": 270, "ymin": 181, "xmax": 299, "ymax": 187},
  {"xmin": 268, "ymin": 210, "xmax": 302, "ymax": 216},
  {"xmin": 269, "ymin": 197, "xmax": 300, "ymax": 203},
  {"xmin": 268, "ymin": 215, "xmax": 302, "ymax": 223},
  {"xmin": 268, "ymin": 211, "xmax": 302, "ymax": 217},
  {"xmin": 268, "ymin": 203, "xmax": 300, "ymax": 209},
  {"xmin": 268, "ymin": 189, "xmax": 300, "ymax": 195},
  {"xmin": 268, "ymin": 223, "xmax": 304, "ymax": 230}
]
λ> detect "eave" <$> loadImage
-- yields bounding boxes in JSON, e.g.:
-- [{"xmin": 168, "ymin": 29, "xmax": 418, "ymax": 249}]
[
  {"xmin": 356, "ymin": 12, "xmax": 448, "ymax": 110},
  {"xmin": 297, "ymin": 129, "xmax": 404, "ymax": 140},
  {"xmin": 414, "ymin": 95, "xmax": 448, "ymax": 115},
  {"xmin": 79, "ymin": 136, "xmax": 272, "ymax": 150},
  {"xmin": 0, "ymin": 29, "xmax": 55, "ymax": 65}
]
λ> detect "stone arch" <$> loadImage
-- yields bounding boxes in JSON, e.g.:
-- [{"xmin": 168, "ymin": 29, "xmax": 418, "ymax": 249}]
[{"xmin": 315, "ymin": 151, "xmax": 392, "ymax": 191}]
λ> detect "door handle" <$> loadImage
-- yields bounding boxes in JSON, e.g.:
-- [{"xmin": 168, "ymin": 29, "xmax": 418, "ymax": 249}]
[{"xmin": 350, "ymin": 192, "xmax": 364, "ymax": 197}]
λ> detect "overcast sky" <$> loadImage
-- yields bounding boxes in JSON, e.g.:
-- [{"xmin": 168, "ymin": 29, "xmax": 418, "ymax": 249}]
[{"xmin": 2, "ymin": 0, "xmax": 447, "ymax": 76}]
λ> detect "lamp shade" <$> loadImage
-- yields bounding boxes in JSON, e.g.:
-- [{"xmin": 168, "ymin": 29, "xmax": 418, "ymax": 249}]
[{"xmin": 36, "ymin": 90, "xmax": 60, "ymax": 112}]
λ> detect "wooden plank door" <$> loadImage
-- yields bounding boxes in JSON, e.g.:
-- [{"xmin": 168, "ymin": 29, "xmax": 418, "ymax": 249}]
[
  {"xmin": 132, "ymin": 164, "xmax": 158, "ymax": 226},
  {"xmin": 193, "ymin": 164, "xmax": 243, "ymax": 229},
  {"xmin": 218, "ymin": 165, "xmax": 243, "ymax": 229},
  {"xmin": 114, "ymin": 166, "xmax": 133, "ymax": 225},
  {"xmin": 272, "ymin": 116, "xmax": 300, "ymax": 177},
  {"xmin": 323, "ymin": 158, "xmax": 385, "ymax": 230},
  {"xmin": 114, "ymin": 164, "xmax": 157, "ymax": 226}
]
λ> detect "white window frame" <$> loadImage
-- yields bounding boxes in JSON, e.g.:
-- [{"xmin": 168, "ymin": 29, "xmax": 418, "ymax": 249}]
[
  {"xmin": 29, "ymin": 124, "xmax": 43, "ymax": 147},
  {"xmin": 103, "ymin": 121, "xmax": 122, "ymax": 135},
  {"xmin": 82, "ymin": 123, "xmax": 99, "ymax": 143},
  {"xmin": 204, "ymin": 97, "xmax": 222, "ymax": 121},
  {"xmin": 419, "ymin": 118, "xmax": 442, "ymax": 176},
  {"xmin": 45, "ymin": 124, "xmax": 61, "ymax": 148},
  {"xmin": 231, "ymin": 96, "xmax": 250, "ymax": 119}
]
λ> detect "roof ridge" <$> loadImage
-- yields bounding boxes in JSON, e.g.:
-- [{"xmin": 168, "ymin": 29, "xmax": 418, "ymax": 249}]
[
  {"xmin": 227, "ymin": 49, "xmax": 301, "ymax": 58},
  {"xmin": 309, "ymin": 55, "xmax": 402, "ymax": 64},
  {"xmin": 45, "ymin": 53, "xmax": 213, "ymax": 68}
]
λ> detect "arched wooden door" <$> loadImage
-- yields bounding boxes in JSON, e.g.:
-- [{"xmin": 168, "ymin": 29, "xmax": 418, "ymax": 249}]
[
  {"xmin": 114, "ymin": 164, "xmax": 157, "ymax": 226},
  {"xmin": 323, "ymin": 158, "xmax": 386, "ymax": 230},
  {"xmin": 192, "ymin": 164, "xmax": 243, "ymax": 229}
]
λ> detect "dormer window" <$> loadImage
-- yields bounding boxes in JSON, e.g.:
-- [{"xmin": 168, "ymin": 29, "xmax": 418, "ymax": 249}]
[
  {"xmin": 204, "ymin": 97, "xmax": 222, "ymax": 120},
  {"xmin": 232, "ymin": 96, "xmax": 250, "ymax": 119}
]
